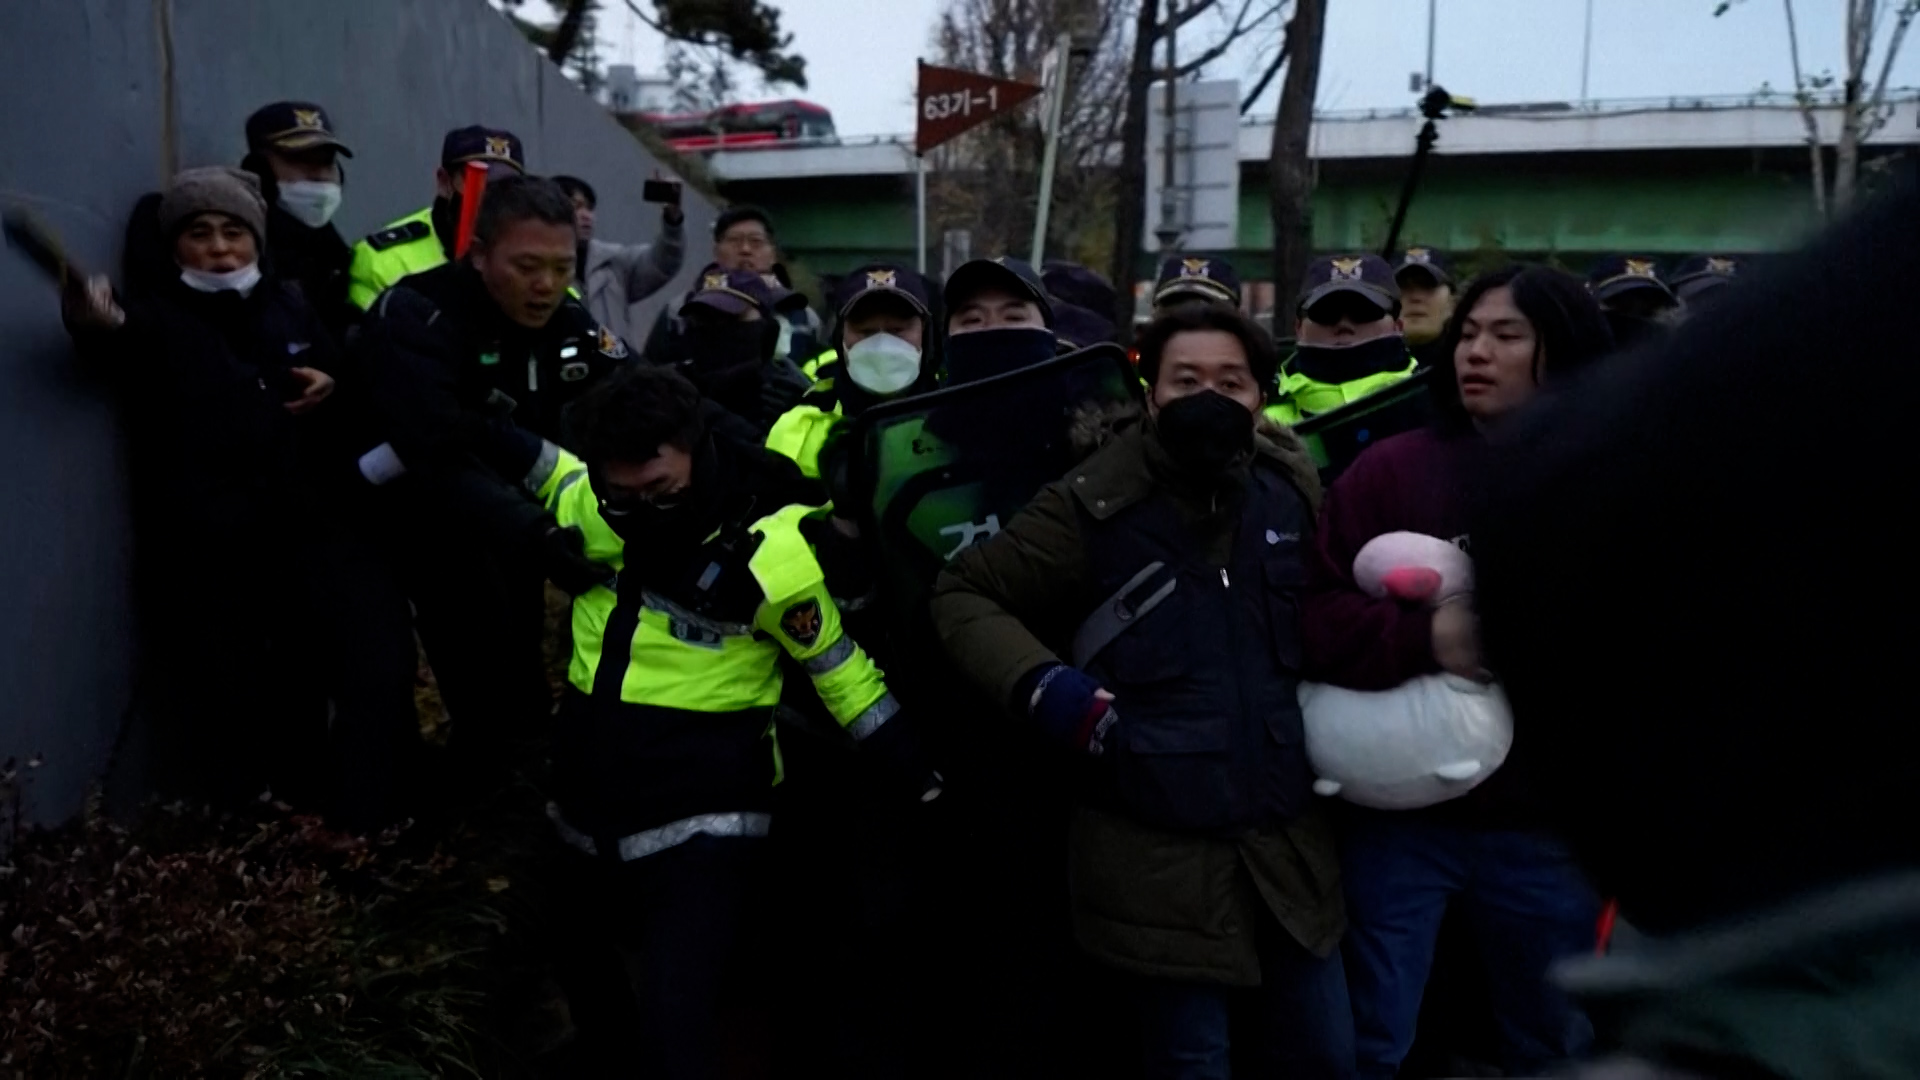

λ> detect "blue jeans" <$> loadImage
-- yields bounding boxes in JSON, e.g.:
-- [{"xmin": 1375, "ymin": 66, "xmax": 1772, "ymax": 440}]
[
  {"xmin": 1134, "ymin": 912, "xmax": 1356, "ymax": 1079},
  {"xmin": 1340, "ymin": 815, "xmax": 1599, "ymax": 1079}
]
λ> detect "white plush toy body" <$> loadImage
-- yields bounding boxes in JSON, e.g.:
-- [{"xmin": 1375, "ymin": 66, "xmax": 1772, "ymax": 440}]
[{"xmin": 1300, "ymin": 531, "xmax": 1514, "ymax": 811}]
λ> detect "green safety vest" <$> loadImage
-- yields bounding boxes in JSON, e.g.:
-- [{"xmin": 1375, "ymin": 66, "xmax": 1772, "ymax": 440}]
[
  {"xmin": 348, "ymin": 205, "xmax": 585, "ymax": 311},
  {"xmin": 1264, "ymin": 356, "xmax": 1420, "ymax": 426},
  {"xmin": 533, "ymin": 447, "xmax": 895, "ymax": 746},
  {"xmin": 800, "ymin": 346, "xmax": 837, "ymax": 383},
  {"xmin": 348, "ymin": 207, "xmax": 445, "ymax": 311}
]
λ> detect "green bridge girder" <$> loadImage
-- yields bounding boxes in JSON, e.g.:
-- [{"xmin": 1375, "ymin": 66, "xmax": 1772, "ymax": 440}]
[{"xmin": 719, "ymin": 144, "xmax": 1843, "ymax": 284}]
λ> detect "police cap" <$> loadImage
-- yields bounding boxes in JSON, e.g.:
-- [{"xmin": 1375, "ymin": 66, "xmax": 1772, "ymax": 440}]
[
  {"xmin": 1153, "ymin": 255, "xmax": 1242, "ymax": 307},
  {"xmin": 441, "ymin": 126, "xmax": 526, "ymax": 176},
  {"xmin": 833, "ymin": 263, "xmax": 932, "ymax": 321},
  {"xmin": 944, "ymin": 257, "xmax": 1055, "ymax": 327},
  {"xmin": 1299, "ymin": 254, "xmax": 1400, "ymax": 317},
  {"xmin": 1588, "ymin": 255, "xmax": 1677, "ymax": 306},
  {"xmin": 683, "ymin": 264, "xmax": 789, "ymax": 319},
  {"xmin": 1668, "ymin": 254, "xmax": 1742, "ymax": 303},
  {"xmin": 245, "ymin": 101, "xmax": 353, "ymax": 158},
  {"xmin": 1394, "ymin": 246, "xmax": 1454, "ymax": 288}
]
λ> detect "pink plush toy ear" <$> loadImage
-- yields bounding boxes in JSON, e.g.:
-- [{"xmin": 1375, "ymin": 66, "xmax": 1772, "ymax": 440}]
[{"xmin": 1380, "ymin": 566, "xmax": 1443, "ymax": 602}]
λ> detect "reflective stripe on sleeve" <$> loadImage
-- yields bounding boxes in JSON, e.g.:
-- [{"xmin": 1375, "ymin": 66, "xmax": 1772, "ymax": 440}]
[
  {"xmin": 845, "ymin": 693, "xmax": 900, "ymax": 742},
  {"xmin": 547, "ymin": 803, "xmax": 771, "ymax": 862},
  {"xmin": 523, "ymin": 439, "xmax": 561, "ymax": 494},
  {"xmin": 801, "ymin": 635, "xmax": 855, "ymax": 676}
]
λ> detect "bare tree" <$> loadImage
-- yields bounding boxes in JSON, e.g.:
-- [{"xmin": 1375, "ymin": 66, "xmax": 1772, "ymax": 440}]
[
  {"xmin": 1105, "ymin": 0, "xmax": 1293, "ymax": 335},
  {"xmin": 1268, "ymin": 0, "xmax": 1325, "ymax": 314},
  {"xmin": 1718, "ymin": 0, "xmax": 1919, "ymax": 215},
  {"xmin": 1835, "ymin": 0, "xmax": 1919, "ymax": 209},
  {"xmin": 929, "ymin": 0, "xmax": 1133, "ymax": 270}
]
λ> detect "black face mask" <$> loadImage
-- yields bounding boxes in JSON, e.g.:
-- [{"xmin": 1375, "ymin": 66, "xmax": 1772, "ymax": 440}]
[
  {"xmin": 943, "ymin": 326, "xmax": 1059, "ymax": 385},
  {"xmin": 596, "ymin": 436, "xmax": 724, "ymax": 551},
  {"xmin": 1290, "ymin": 334, "xmax": 1410, "ymax": 385},
  {"xmin": 1154, "ymin": 391, "xmax": 1255, "ymax": 477},
  {"xmin": 677, "ymin": 320, "xmax": 780, "ymax": 414}
]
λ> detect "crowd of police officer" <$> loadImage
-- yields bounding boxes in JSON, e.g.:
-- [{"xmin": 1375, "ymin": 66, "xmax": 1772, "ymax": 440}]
[{"xmin": 48, "ymin": 93, "xmax": 1760, "ymax": 1079}]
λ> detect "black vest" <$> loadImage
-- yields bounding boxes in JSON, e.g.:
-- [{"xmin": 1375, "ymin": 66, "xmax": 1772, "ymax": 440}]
[{"xmin": 1081, "ymin": 465, "xmax": 1314, "ymax": 833}]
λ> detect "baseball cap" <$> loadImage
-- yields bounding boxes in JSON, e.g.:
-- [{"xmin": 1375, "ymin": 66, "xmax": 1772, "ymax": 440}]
[
  {"xmin": 245, "ymin": 101, "xmax": 353, "ymax": 157},
  {"xmin": 1668, "ymin": 254, "xmax": 1742, "ymax": 302},
  {"xmin": 1394, "ymin": 246, "xmax": 1453, "ymax": 288},
  {"xmin": 1042, "ymin": 261, "xmax": 1119, "ymax": 318},
  {"xmin": 1588, "ymin": 255, "xmax": 1676, "ymax": 305},
  {"xmin": 943, "ymin": 257, "xmax": 1055, "ymax": 327},
  {"xmin": 1054, "ymin": 303, "xmax": 1118, "ymax": 349},
  {"xmin": 440, "ymin": 126, "xmax": 526, "ymax": 175},
  {"xmin": 1298, "ymin": 254, "xmax": 1400, "ymax": 315},
  {"xmin": 682, "ymin": 265, "xmax": 790, "ymax": 319},
  {"xmin": 1153, "ymin": 256, "xmax": 1242, "ymax": 307},
  {"xmin": 832, "ymin": 263, "xmax": 932, "ymax": 321}
]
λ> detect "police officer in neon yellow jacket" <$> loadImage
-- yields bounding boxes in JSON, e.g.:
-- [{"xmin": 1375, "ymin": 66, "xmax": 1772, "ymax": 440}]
[
  {"xmin": 347, "ymin": 126, "xmax": 526, "ymax": 310},
  {"xmin": 767, "ymin": 262, "xmax": 937, "ymax": 481},
  {"xmin": 1267, "ymin": 254, "xmax": 1420, "ymax": 426},
  {"xmin": 528, "ymin": 363, "xmax": 936, "ymax": 1075}
]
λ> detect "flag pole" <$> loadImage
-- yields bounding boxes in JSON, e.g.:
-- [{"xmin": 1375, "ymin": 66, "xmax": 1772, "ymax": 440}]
[{"xmin": 1029, "ymin": 33, "xmax": 1072, "ymax": 267}]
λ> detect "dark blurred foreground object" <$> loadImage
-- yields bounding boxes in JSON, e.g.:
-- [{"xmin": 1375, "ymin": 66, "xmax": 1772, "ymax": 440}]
[{"xmin": 1471, "ymin": 168, "xmax": 1920, "ymax": 1076}]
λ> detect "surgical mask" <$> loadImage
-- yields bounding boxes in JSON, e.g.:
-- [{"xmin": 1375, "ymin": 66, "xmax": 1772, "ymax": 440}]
[
  {"xmin": 179, "ymin": 262, "xmax": 262, "ymax": 297},
  {"xmin": 1154, "ymin": 390, "xmax": 1254, "ymax": 477},
  {"xmin": 844, "ymin": 332, "xmax": 922, "ymax": 395},
  {"xmin": 276, "ymin": 180, "xmax": 343, "ymax": 229},
  {"xmin": 1289, "ymin": 334, "xmax": 1409, "ymax": 386},
  {"xmin": 943, "ymin": 325, "xmax": 1058, "ymax": 385}
]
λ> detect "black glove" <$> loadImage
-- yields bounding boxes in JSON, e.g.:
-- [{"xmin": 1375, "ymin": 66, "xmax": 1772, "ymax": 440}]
[
  {"xmin": 859, "ymin": 712, "xmax": 944, "ymax": 807},
  {"xmin": 537, "ymin": 523, "xmax": 614, "ymax": 596}
]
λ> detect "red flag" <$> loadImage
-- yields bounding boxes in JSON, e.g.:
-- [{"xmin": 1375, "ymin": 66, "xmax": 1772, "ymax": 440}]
[
  {"xmin": 915, "ymin": 61, "xmax": 1044, "ymax": 155},
  {"xmin": 454, "ymin": 161, "xmax": 488, "ymax": 259}
]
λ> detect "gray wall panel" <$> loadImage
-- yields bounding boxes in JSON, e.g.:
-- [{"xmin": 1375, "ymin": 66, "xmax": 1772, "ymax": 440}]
[{"xmin": 0, "ymin": 0, "xmax": 712, "ymax": 827}]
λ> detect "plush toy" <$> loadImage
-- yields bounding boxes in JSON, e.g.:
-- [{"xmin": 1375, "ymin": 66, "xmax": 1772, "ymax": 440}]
[{"xmin": 1300, "ymin": 531, "xmax": 1514, "ymax": 811}]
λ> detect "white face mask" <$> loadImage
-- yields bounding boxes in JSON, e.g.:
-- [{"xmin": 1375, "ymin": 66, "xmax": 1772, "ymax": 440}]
[
  {"xmin": 179, "ymin": 262, "xmax": 262, "ymax": 297},
  {"xmin": 276, "ymin": 180, "xmax": 343, "ymax": 229},
  {"xmin": 844, "ymin": 332, "xmax": 922, "ymax": 395}
]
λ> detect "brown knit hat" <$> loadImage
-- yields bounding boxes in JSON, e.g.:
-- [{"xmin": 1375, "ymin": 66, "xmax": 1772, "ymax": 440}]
[{"xmin": 158, "ymin": 166, "xmax": 268, "ymax": 245}]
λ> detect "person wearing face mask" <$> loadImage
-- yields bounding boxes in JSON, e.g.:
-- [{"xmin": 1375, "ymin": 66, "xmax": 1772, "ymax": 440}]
[
  {"xmin": 650, "ymin": 265, "xmax": 815, "ymax": 441},
  {"xmin": 60, "ymin": 166, "xmax": 420, "ymax": 836},
  {"xmin": 346, "ymin": 125, "xmax": 527, "ymax": 310},
  {"xmin": 931, "ymin": 303, "xmax": 1353, "ymax": 1079},
  {"xmin": 1267, "ymin": 254, "xmax": 1421, "ymax": 426},
  {"xmin": 1302, "ymin": 264, "xmax": 1615, "ymax": 1080},
  {"xmin": 1587, "ymin": 255, "xmax": 1682, "ymax": 352},
  {"xmin": 356, "ymin": 174, "xmax": 629, "ymax": 797},
  {"xmin": 765, "ymin": 262, "xmax": 936, "ymax": 481},
  {"xmin": 237, "ymin": 102, "xmax": 359, "ymax": 343},
  {"xmin": 514, "ymin": 363, "xmax": 936, "ymax": 1077},
  {"xmin": 940, "ymin": 255, "xmax": 1061, "ymax": 383},
  {"xmin": 1394, "ymin": 246, "xmax": 1457, "ymax": 371}
]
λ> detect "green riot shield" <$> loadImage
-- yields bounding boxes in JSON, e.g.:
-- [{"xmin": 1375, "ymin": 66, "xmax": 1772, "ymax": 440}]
[
  {"xmin": 1292, "ymin": 366, "xmax": 1436, "ymax": 485},
  {"xmin": 846, "ymin": 343, "xmax": 1143, "ymax": 649}
]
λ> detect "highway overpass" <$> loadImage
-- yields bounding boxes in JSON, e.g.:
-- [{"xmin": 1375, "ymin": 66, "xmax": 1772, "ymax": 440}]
[{"xmin": 708, "ymin": 93, "xmax": 1920, "ymax": 298}]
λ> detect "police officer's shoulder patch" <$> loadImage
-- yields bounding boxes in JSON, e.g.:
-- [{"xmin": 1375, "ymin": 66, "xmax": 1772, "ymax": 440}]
[
  {"xmin": 559, "ymin": 361, "xmax": 591, "ymax": 382},
  {"xmin": 364, "ymin": 220, "xmax": 432, "ymax": 252},
  {"xmin": 596, "ymin": 324, "xmax": 628, "ymax": 359},
  {"xmin": 779, "ymin": 598, "xmax": 824, "ymax": 648}
]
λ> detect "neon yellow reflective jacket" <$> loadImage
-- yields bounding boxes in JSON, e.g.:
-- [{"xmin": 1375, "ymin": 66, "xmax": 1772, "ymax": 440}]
[
  {"xmin": 1264, "ymin": 356, "xmax": 1419, "ymax": 426},
  {"xmin": 348, "ymin": 207, "xmax": 445, "ymax": 311},
  {"xmin": 766, "ymin": 400, "xmax": 844, "ymax": 481}
]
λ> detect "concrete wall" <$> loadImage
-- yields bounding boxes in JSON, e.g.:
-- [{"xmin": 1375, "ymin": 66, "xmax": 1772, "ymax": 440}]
[{"xmin": 0, "ymin": 0, "xmax": 713, "ymax": 828}]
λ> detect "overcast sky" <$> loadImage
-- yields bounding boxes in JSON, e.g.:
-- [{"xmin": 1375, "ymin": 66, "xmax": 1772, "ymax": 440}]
[{"xmin": 578, "ymin": 0, "xmax": 1920, "ymax": 135}]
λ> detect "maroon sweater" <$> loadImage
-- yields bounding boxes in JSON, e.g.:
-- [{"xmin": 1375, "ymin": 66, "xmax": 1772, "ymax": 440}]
[{"xmin": 1303, "ymin": 426, "xmax": 1537, "ymax": 826}]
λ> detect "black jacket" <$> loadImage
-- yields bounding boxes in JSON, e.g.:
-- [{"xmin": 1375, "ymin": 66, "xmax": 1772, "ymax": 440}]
[
  {"xmin": 75, "ymin": 276, "xmax": 369, "ymax": 549},
  {"xmin": 356, "ymin": 261, "xmax": 628, "ymax": 477},
  {"xmin": 262, "ymin": 204, "xmax": 357, "ymax": 345}
]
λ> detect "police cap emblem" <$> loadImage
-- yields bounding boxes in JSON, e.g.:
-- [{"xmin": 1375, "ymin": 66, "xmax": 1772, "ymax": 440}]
[
  {"xmin": 1180, "ymin": 258, "xmax": 1211, "ymax": 278},
  {"xmin": 1707, "ymin": 257, "xmax": 1737, "ymax": 275},
  {"xmin": 293, "ymin": 108, "xmax": 323, "ymax": 130},
  {"xmin": 485, "ymin": 135, "xmax": 513, "ymax": 159},
  {"xmin": 1624, "ymin": 258, "xmax": 1658, "ymax": 279},
  {"xmin": 865, "ymin": 268, "xmax": 898, "ymax": 290},
  {"xmin": 1330, "ymin": 256, "xmax": 1366, "ymax": 281},
  {"xmin": 703, "ymin": 271, "xmax": 728, "ymax": 290}
]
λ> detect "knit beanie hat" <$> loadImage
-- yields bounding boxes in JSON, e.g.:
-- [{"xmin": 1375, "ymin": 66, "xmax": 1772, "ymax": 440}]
[{"xmin": 158, "ymin": 166, "xmax": 268, "ymax": 245}]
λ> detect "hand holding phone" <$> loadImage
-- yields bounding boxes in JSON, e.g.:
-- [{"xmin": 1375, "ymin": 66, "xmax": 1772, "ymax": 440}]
[{"xmin": 643, "ymin": 178, "xmax": 682, "ymax": 207}]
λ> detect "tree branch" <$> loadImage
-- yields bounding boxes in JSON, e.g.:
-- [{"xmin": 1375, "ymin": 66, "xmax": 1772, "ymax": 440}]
[
  {"xmin": 1241, "ymin": 34, "xmax": 1292, "ymax": 112},
  {"xmin": 620, "ymin": 0, "xmax": 667, "ymax": 35},
  {"xmin": 545, "ymin": 0, "xmax": 594, "ymax": 65}
]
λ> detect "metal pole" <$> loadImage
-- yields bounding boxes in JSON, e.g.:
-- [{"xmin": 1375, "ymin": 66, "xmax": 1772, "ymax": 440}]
[
  {"xmin": 1030, "ymin": 33, "xmax": 1072, "ymax": 266},
  {"xmin": 915, "ymin": 153, "xmax": 928, "ymax": 274},
  {"xmin": 1581, "ymin": 0, "xmax": 1595, "ymax": 100},
  {"xmin": 1159, "ymin": 0, "xmax": 1180, "ymax": 255},
  {"xmin": 1424, "ymin": 0, "xmax": 1437, "ymax": 89}
]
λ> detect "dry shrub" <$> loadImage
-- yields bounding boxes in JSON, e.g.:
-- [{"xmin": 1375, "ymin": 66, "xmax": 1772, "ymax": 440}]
[{"xmin": 0, "ymin": 796, "xmax": 521, "ymax": 1079}]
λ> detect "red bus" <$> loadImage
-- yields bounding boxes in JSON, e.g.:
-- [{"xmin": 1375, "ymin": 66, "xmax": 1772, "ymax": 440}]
[{"xmin": 627, "ymin": 100, "xmax": 837, "ymax": 153}]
